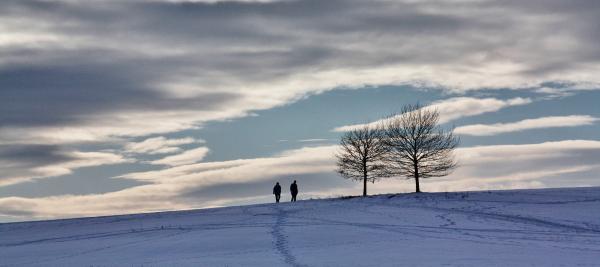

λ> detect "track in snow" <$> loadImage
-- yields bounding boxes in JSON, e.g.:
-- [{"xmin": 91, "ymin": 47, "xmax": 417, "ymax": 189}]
[{"xmin": 270, "ymin": 206, "xmax": 307, "ymax": 267}]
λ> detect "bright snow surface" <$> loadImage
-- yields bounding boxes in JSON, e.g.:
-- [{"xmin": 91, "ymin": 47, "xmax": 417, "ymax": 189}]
[{"xmin": 2, "ymin": 187, "xmax": 600, "ymax": 266}]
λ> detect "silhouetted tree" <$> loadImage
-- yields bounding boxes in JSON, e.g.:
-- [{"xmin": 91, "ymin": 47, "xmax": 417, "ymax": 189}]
[
  {"xmin": 336, "ymin": 125, "xmax": 392, "ymax": 196},
  {"xmin": 382, "ymin": 104, "xmax": 459, "ymax": 193}
]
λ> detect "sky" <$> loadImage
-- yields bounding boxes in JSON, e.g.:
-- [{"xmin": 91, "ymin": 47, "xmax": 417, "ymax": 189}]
[{"xmin": 1, "ymin": 0, "xmax": 599, "ymax": 222}]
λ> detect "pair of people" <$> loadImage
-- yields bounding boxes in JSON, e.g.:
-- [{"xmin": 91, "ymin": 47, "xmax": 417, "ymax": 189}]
[{"xmin": 273, "ymin": 180, "xmax": 298, "ymax": 203}]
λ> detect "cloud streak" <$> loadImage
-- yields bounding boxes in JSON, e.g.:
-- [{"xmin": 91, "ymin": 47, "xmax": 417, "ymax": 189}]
[
  {"xmin": 455, "ymin": 115, "xmax": 598, "ymax": 136},
  {"xmin": 0, "ymin": 145, "xmax": 339, "ymax": 220},
  {"xmin": 333, "ymin": 97, "xmax": 531, "ymax": 132},
  {"xmin": 2, "ymin": 140, "xmax": 600, "ymax": 221},
  {"xmin": 0, "ymin": 146, "xmax": 132, "ymax": 186},
  {"xmin": 125, "ymin": 136, "xmax": 202, "ymax": 155},
  {"xmin": 150, "ymin": 146, "xmax": 210, "ymax": 166}
]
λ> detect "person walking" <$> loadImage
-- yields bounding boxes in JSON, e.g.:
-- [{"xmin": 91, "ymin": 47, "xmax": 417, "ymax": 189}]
[
  {"xmin": 273, "ymin": 182, "xmax": 281, "ymax": 203},
  {"xmin": 290, "ymin": 180, "xmax": 298, "ymax": 202}
]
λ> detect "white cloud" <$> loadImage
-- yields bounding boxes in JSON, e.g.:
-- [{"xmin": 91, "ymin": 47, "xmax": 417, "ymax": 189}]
[
  {"xmin": 333, "ymin": 97, "xmax": 532, "ymax": 132},
  {"xmin": 535, "ymin": 82, "xmax": 600, "ymax": 98},
  {"xmin": 0, "ymin": 110, "xmax": 243, "ymax": 145},
  {"xmin": 0, "ymin": 145, "xmax": 339, "ymax": 220},
  {"xmin": 3, "ymin": 0, "xmax": 600, "ymax": 184},
  {"xmin": 150, "ymin": 146, "xmax": 210, "ymax": 166},
  {"xmin": 434, "ymin": 97, "xmax": 532, "ymax": 123},
  {"xmin": 2, "ymin": 0, "xmax": 600, "ymax": 220},
  {"xmin": 455, "ymin": 115, "xmax": 598, "ymax": 136},
  {"xmin": 0, "ymin": 150, "xmax": 132, "ymax": 186},
  {"xmin": 128, "ymin": 145, "xmax": 337, "ymax": 183},
  {"xmin": 534, "ymin": 87, "xmax": 575, "ymax": 99},
  {"xmin": 3, "ymin": 140, "xmax": 600, "ymax": 221},
  {"xmin": 365, "ymin": 140, "xmax": 600, "ymax": 193},
  {"xmin": 298, "ymin": 139, "xmax": 330, "ymax": 143},
  {"xmin": 125, "ymin": 136, "xmax": 202, "ymax": 155},
  {"xmin": 436, "ymin": 140, "xmax": 600, "ymax": 190},
  {"xmin": 2, "ymin": 0, "xmax": 600, "ymax": 147}
]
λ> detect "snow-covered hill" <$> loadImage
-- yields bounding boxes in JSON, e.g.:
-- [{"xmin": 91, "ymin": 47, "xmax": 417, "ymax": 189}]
[{"xmin": 2, "ymin": 187, "xmax": 600, "ymax": 266}]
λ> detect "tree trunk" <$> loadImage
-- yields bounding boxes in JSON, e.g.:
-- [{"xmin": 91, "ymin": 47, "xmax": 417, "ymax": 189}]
[
  {"xmin": 414, "ymin": 162, "xmax": 421, "ymax": 193},
  {"xmin": 363, "ymin": 166, "xmax": 367, "ymax": 197}
]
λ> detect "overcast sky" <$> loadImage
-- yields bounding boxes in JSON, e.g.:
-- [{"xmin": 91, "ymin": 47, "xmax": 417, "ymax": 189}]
[{"xmin": 1, "ymin": 0, "xmax": 600, "ymax": 222}]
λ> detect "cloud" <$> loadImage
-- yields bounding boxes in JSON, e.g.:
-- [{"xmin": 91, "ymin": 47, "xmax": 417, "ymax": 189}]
[
  {"xmin": 0, "ymin": 145, "xmax": 131, "ymax": 186},
  {"xmin": 298, "ymin": 139, "xmax": 330, "ymax": 143},
  {"xmin": 436, "ymin": 140, "xmax": 600, "ymax": 190},
  {"xmin": 1, "ymin": 0, "xmax": 599, "ymax": 137},
  {"xmin": 1, "ymin": 0, "xmax": 600, "ymax": 216},
  {"xmin": 127, "ymin": 145, "xmax": 337, "ymax": 183},
  {"xmin": 361, "ymin": 139, "xmax": 600, "ymax": 193},
  {"xmin": 333, "ymin": 97, "xmax": 531, "ymax": 132},
  {"xmin": 2, "ymin": 0, "xmax": 600, "ymax": 183},
  {"xmin": 0, "ymin": 145, "xmax": 339, "ymax": 220},
  {"xmin": 434, "ymin": 97, "xmax": 532, "ymax": 123},
  {"xmin": 3, "ymin": 140, "xmax": 600, "ymax": 221},
  {"xmin": 150, "ymin": 146, "xmax": 210, "ymax": 166},
  {"xmin": 455, "ymin": 115, "xmax": 598, "ymax": 136},
  {"xmin": 125, "ymin": 136, "xmax": 202, "ymax": 155}
]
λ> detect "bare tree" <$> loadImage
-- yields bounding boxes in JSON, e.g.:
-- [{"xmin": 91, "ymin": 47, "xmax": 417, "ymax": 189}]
[
  {"xmin": 336, "ymin": 125, "xmax": 391, "ymax": 197},
  {"xmin": 382, "ymin": 104, "xmax": 459, "ymax": 193}
]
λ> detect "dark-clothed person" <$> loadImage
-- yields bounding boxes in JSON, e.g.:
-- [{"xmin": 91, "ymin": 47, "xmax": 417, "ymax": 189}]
[
  {"xmin": 273, "ymin": 182, "xmax": 282, "ymax": 203},
  {"xmin": 290, "ymin": 180, "xmax": 298, "ymax": 202}
]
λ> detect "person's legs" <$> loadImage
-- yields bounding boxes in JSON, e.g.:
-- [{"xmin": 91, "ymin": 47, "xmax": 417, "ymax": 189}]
[
  {"xmin": 276, "ymin": 194, "xmax": 280, "ymax": 203},
  {"xmin": 292, "ymin": 194, "xmax": 297, "ymax": 202}
]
